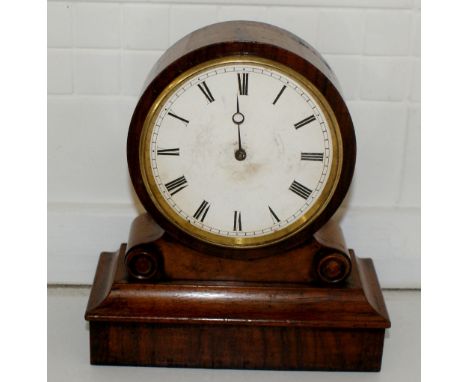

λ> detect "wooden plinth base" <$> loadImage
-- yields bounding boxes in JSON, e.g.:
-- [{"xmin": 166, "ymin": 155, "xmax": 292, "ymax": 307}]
[{"xmin": 85, "ymin": 245, "xmax": 390, "ymax": 371}]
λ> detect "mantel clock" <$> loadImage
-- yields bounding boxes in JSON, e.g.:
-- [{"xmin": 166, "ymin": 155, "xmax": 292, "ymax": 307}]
[{"xmin": 85, "ymin": 21, "xmax": 390, "ymax": 371}]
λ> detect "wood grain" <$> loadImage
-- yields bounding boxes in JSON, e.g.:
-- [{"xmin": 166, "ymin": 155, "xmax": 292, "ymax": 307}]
[
  {"xmin": 85, "ymin": 248, "xmax": 390, "ymax": 370},
  {"xmin": 123, "ymin": 213, "xmax": 352, "ymax": 284},
  {"xmin": 127, "ymin": 21, "xmax": 357, "ymax": 258},
  {"xmin": 86, "ymin": 21, "xmax": 389, "ymax": 371}
]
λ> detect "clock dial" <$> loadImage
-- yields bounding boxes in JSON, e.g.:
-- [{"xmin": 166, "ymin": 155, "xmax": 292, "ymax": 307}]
[{"xmin": 140, "ymin": 57, "xmax": 342, "ymax": 248}]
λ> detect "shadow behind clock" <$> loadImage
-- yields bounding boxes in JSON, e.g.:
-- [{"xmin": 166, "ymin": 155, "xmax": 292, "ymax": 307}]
[{"xmin": 85, "ymin": 21, "xmax": 390, "ymax": 371}]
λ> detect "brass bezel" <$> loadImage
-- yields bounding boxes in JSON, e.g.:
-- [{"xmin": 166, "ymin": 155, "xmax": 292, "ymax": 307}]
[{"xmin": 140, "ymin": 56, "xmax": 343, "ymax": 249}]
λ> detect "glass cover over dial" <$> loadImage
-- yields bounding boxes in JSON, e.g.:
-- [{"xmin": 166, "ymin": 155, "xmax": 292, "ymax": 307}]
[{"xmin": 140, "ymin": 57, "xmax": 342, "ymax": 248}]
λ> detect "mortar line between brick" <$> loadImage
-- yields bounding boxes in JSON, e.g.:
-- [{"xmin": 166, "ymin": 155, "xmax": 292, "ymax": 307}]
[{"xmin": 50, "ymin": 46, "xmax": 417, "ymax": 60}]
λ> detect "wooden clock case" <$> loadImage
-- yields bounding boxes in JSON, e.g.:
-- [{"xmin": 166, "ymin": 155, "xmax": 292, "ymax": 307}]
[{"xmin": 85, "ymin": 21, "xmax": 390, "ymax": 371}]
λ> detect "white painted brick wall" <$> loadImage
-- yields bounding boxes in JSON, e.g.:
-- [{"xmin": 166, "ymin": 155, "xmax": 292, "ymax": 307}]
[
  {"xmin": 74, "ymin": 51, "xmax": 121, "ymax": 94},
  {"xmin": 48, "ymin": 50, "xmax": 73, "ymax": 93},
  {"xmin": 317, "ymin": 9, "xmax": 366, "ymax": 54},
  {"xmin": 170, "ymin": 5, "xmax": 218, "ymax": 44},
  {"xmin": 122, "ymin": 51, "xmax": 162, "ymax": 95},
  {"xmin": 123, "ymin": 5, "xmax": 170, "ymax": 49},
  {"xmin": 267, "ymin": 7, "xmax": 319, "ymax": 45},
  {"xmin": 360, "ymin": 57, "xmax": 412, "ymax": 101},
  {"xmin": 399, "ymin": 105, "xmax": 420, "ymax": 207},
  {"xmin": 47, "ymin": 2, "xmax": 72, "ymax": 47},
  {"xmin": 347, "ymin": 101, "xmax": 408, "ymax": 207},
  {"xmin": 364, "ymin": 10, "xmax": 412, "ymax": 55},
  {"xmin": 322, "ymin": 55, "xmax": 361, "ymax": 100},
  {"xmin": 47, "ymin": 0, "xmax": 421, "ymax": 288},
  {"xmin": 218, "ymin": 5, "xmax": 268, "ymax": 23},
  {"xmin": 74, "ymin": 3, "xmax": 121, "ymax": 48}
]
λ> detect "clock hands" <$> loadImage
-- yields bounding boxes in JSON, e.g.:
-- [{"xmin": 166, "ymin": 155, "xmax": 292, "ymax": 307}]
[{"xmin": 232, "ymin": 96, "xmax": 247, "ymax": 161}]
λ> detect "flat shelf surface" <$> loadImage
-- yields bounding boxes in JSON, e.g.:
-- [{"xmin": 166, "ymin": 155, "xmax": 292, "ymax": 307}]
[{"xmin": 48, "ymin": 287, "xmax": 420, "ymax": 382}]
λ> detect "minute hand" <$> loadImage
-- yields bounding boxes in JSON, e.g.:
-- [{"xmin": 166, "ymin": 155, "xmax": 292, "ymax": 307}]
[{"xmin": 232, "ymin": 96, "xmax": 246, "ymax": 161}]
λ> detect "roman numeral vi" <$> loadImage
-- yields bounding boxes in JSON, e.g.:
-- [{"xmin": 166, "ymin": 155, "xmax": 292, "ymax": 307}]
[{"xmin": 233, "ymin": 211, "xmax": 242, "ymax": 231}]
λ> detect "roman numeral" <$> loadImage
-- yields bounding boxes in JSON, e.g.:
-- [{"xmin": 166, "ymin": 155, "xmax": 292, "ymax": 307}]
[
  {"xmin": 289, "ymin": 180, "xmax": 313, "ymax": 200},
  {"xmin": 272, "ymin": 85, "xmax": 286, "ymax": 105},
  {"xmin": 301, "ymin": 152, "xmax": 323, "ymax": 161},
  {"xmin": 193, "ymin": 200, "xmax": 210, "ymax": 222},
  {"xmin": 165, "ymin": 176, "xmax": 188, "ymax": 196},
  {"xmin": 294, "ymin": 115, "xmax": 316, "ymax": 129},
  {"xmin": 168, "ymin": 112, "xmax": 189, "ymax": 124},
  {"xmin": 233, "ymin": 211, "xmax": 242, "ymax": 231},
  {"xmin": 157, "ymin": 148, "xmax": 180, "ymax": 156},
  {"xmin": 268, "ymin": 206, "xmax": 280, "ymax": 223},
  {"xmin": 197, "ymin": 81, "xmax": 215, "ymax": 103},
  {"xmin": 237, "ymin": 73, "xmax": 248, "ymax": 95}
]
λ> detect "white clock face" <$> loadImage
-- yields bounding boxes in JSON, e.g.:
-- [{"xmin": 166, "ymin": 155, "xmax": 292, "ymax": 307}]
[{"xmin": 143, "ymin": 59, "xmax": 339, "ymax": 247}]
